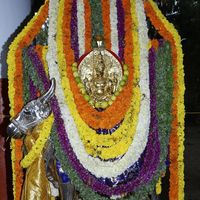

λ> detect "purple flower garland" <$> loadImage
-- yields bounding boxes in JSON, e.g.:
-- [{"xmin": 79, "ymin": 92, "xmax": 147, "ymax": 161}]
[
  {"xmin": 116, "ymin": 0, "xmax": 125, "ymax": 60},
  {"xmin": 29, "ymin": 78, "xmax": 38, "ymax": 99},
  {"xmin": 70, "ymin": 0, "xmax": 79, "ymax": 61},
  {"xmin": 27, "ymin": 46, "xmax": 160, "ymax": 196}
]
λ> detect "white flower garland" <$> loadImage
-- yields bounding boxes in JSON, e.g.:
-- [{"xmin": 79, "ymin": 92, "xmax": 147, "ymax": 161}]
[
  {"xmin": 77, "ymin": 0, "xmax": 85, "ymax": 56},
  {"xmin": 110, "ymin": 0, "xmax": 119, "ymax": 55},
  {"xmin": 47, "ymin": 0, "xmax": 150, "ymax": 178}
]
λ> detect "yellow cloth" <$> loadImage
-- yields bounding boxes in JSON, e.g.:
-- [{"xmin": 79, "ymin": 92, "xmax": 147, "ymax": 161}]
[{"xmin": 21, "ymin": 130, "xmax": 52, "ymax": 200}]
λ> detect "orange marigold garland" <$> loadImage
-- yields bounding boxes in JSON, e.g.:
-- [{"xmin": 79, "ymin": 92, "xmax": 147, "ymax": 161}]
[
  {"xmin": 7, "ymin": 1, "xmax": 49, "ymax": 199},
  {"xmin": 144, "ymin": 1, "xmax": 185, "ymax": 200},
  {"xmin": 62, "ymin": 0, "xmax": 134, "ymax": 130}
]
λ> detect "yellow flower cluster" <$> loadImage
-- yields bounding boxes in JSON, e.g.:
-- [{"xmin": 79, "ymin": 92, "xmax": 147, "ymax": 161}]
[
  {"xmin": 147, "ymin": 1, "xmax": 185, "ymax": 199},
  {"xmin": 56, "ymin": 0, "xmax": 141, "ymax": 160},
  {"xmin": 20, "ymin": 115, "xmax": 54, "ymax": 168},
  {"xmin": 42, "ymin": 46, "xmax": 49, "ymax": 75},
  {"xmin": 156, "ymin": 177, "xmax": 162, "ymax": 195}
]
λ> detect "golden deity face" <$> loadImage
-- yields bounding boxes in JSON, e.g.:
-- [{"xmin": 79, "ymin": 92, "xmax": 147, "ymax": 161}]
[{"xmin": 78, "ymin": 42, "xmax": 123, "ymax": 104}]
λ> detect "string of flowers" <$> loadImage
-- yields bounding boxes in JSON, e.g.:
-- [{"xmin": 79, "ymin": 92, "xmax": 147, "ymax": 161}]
[
  {"xmin": 83, "ymin": 0, "xmax": 92, "ymax": 52},
  {"xmin": 149, "ymin": 46, "xmax": 163, "ymax": 197},
  {"xmin": 35, "ymin": 45, "xmax": 49, "ymax": 75},
  {"xmin": 46, "ymin": 0, "xmax": 150, "ymax": 177},
  {"xmin": 70, "ymin": 0, "xmax": 79, "ymax": 61},
  {"xmin": 63, "ymin": 37, "xmax": 133, "ymax": 130},
  {"xmin": 144, "ymin": 1, "xmax": 185, "ymax": 199},
  {"xmin": 20, "ymin": 114, "xmax": 54, "ymax": 168},
  {"xmin": 28, "ymin": 34, "xmax": 167, "ymax": 200},
  {"xmin": 7, "ymin": 1, "xmax": 49, "ymax": 199},
  {"xmin": 116, "ymin": 0, "xmax": 125, "ymax": 60},
  {"xmin": 153, "ymin": 40, "xmax": 173, "ymax": 196},
  {"xmin": 32, "ymin": 1, "xmax": 162, "ymax": 196},
  {"xmin": 24, "ymin": 42, "xmax": 145, "ymax": 199},
  {"xmin": 21, "ymin": 45, "xmax": 53, "ymax": 169},
  {"xmin": 52, "ymin": 0, "xmax": 160, "ymax": 196},
  {"xmin": 56, "ymin": 1, "xmax": 132, "ymax": 131},
  {"xmin": 55, "ymin": 0, "xmax": 152, "ymax": 171},
  {"xmin": 60, "ymin": 0, "xmax": 134, "ymax": 150},
  {"xmin": 24, "ymin": 0, "xmax": 173, "ymax": 198},
  {"xmin": 55, "ymin": 0, "xmax": 142, "ymax": 159},
  {"xmin": 156, "ymin": 178, "xmax": 162, "ymax": 195},
  {"xmin": 89, "ymin": 0, "xmax": 104, "ymax": 48},
  {"xmin": 109, "ymin": 0, "xmax": 119, "ymax": 55},
  {"xmin": 25, "ymin": 19, "xmax": 135, "ymax": 178},
  {"xmin": 77, "ymin": 0, "xmax": 86, "ymax": 56},
  {"xmin": 22, "ymin": 49, "xmax": 31, "ymax": 103}
]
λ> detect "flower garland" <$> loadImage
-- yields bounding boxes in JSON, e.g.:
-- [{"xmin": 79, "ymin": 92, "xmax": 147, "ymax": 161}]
[
  {"xmin": 110, "ymin": 0, "xmax": 119, "ymax": 55},
  {"xmin": 35, "ymin": 45, "xmax": 49, "ymax": 75},
  {"xmin": 20, "ymin": 114, "xmax": 54, "ymax": 168},
  {"xmin": 77, "ymin": 0, "xmax": 86, "ymax": 56},
  {"xmin": 62, "ymin": 6, "xmax": 133, "ymax": 131},
  {"xmin": 55, "ymin": 0, "xmax": 143, "ymax": 159},
  {"xmin": 70, "ymin": 0, "xmax": 79, "ymax": 61},
  {"xmin": 144, "ymin": 1, "xmax": 185, "ymax": 199},
  {"xmin": 26, "ymin": 37, "xmax": 139, "ymax": 179},
  {"xmin": 48, "ymin": 0, "xmax": 152, "ymax": 176},
  {"xmin": 116, "ymin": 0, "xmax": 125, "ymax": 60},
  {"xmin": 22, "ymin": 49, "xmax": 31, "ymax": 103},
  {"xmin": 89, "ymin": 0, "xmax": 104, "ymax": 48},
  {"xmin": 28, "ymin": 37, "xmax": 161, "ymax": 199},
  {"xmin": 54, "ymin": 0, "xmax": 142, "ymax": 158},
  {"xmin": 49, "ymin": 1, "xmax": 161, "ymax": 192},
  {"xmin": 153, "ymin": 40, "xmax": 173, "ymax": 196},
  {"xmin": 25, "ymin": 22, "xmax": 173, "ymax": 200},
  {"xmin": 24, "ymin": 46, "xmax": 144, "ymax": 198},
  {"xmin": 156, "ymin": 178, "xmax": 162, "ymax": 195},
  {"xmin": 83, "ymin": 0, "xmax": 92, "ymax": 52},
  {"xmin": 22, "ymin": 44, "xmax": 52, "ymax": 169},
  {"xmin": 55, "ymin": 1, "xmax": 131, "ymax": 131},
  {"xmin": 7, "ymin": 1, "xmax": 49, "ymax": 199},
  {"xmin": 31, "ymin": 25, "xmax": 161, "ymax": 199}
]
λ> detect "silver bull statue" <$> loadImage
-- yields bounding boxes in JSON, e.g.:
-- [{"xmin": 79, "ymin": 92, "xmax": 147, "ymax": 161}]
[
  {"xmin": 7, "ymin": 78, "xmax": 77, "ymax": 200},
  {"xmin": 7, "ymin": 79, "xmax": 56, "ymax": 139}
]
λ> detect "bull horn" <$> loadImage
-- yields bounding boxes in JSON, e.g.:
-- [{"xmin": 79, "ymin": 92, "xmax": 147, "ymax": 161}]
[{"xmin": 40, "ymin": 78, "xmax": 56, "ymax": 103}]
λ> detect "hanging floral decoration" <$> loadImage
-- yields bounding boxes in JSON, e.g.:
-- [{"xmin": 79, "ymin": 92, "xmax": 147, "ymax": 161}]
[
  {"xmin": 144, "ymin": 1, "xmax": 185, "ymax": 199},
  {"xmin": 7, "ymin": 0, "xmax": 185, "ymax": 200},
  {"xmin": 7, "ymin": 1, "xmax": 49, "ymax": 199}
]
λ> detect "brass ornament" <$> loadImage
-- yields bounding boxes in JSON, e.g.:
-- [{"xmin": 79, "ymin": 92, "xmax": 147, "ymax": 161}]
[{"xmin": 78, "ymin": 39, "xmax": 123, "ymax": 107}]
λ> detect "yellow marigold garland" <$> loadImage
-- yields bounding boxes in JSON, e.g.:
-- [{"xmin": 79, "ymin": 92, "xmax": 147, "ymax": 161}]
[
  {"xmin": 145, "ymin": 1, "xmax": 185, "ymax": 199},
  {"xmin": 56, "ymin": 0, "xmax": 142, "ymax": 159},
  {"xmin": 20, "ymin": 114, "xmax": 54, "ymax": 168},
  {"xmin": 7, "ymin": 1, "xmax": 49, "ymax": 199},
  {"xmin": 42, "ymin": 46, "xmax": 49, "ymax": 75}
]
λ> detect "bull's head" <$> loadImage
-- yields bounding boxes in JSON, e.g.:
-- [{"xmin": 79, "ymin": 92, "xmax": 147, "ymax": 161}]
[{"xmin": 7, "ymin": 78, "xmax": 56, "ymax": 139}]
